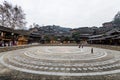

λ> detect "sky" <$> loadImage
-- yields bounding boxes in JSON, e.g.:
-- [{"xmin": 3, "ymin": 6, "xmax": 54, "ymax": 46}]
[{"xmin": 0, "ymin": 0, "xmax": 120, "ymax": 28}]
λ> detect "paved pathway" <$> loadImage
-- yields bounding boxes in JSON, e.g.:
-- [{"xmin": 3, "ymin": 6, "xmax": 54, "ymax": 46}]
[{"xmin": 0, "ymin": 46, "xmax": 120, "ymax": 79}]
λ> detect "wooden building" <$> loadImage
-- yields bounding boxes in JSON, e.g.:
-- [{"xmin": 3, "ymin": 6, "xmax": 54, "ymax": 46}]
[
  {"xmin": 15, "ymin": 30, "xmax": 30, "ymax": 45},
  {"xmin": 88, "ymin": 29, "xmax": 120, "ymax": 45},
  {"xmin": 0, "ymin": 26, "xmax": 16, "ymax": 46},
  {"xmin": 0, "ymin": 26, "xmax": 30, "ymax": 46}
]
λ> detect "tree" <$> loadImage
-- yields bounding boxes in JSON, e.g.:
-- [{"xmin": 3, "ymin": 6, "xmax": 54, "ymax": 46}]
[
  {"xmin": 33, "ymin": 23, "xmax": 40, "ymax": 28},
  {"xmin": 44, "ymin": 35, "xmax": 50, "ymax": 43},
  {"xmin": 113, "ymin": 11, "xmax": 120, "ymax": 27},
  {"xmin": 0, "ymin": 1, "xmax": 26, "ymax": 29},
  {"xmin": 72, "ymin": 32, "xmax": 80, "ymax": 43},
  {"xmin": 64, "ymin": 36, "xmax": 70, "ymax": 41},
  {"xmin": 3, "ymin": 1, "xmax": 12, "ymax": 27},
  {"xmin": 0, "ymin": 3, "xmax": 8, "ymax": 26},
  {"xmin": 11, "ymin": 5, "xmax": 26, "ymax": 29}
]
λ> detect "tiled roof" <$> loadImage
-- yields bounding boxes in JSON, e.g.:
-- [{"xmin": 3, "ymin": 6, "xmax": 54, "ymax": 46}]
[
  {"xmin": 0, "ymin": 26, "xmax": 14, "ymax": 33},
  {"xmin": 0, "ymin": 26, "xmax": 30, "ymax": 36}
]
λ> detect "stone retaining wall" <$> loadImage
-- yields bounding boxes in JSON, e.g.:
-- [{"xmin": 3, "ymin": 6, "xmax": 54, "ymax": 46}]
[
  {"xmin": 0, "ymin": 44, "xmax": 119, "ymax": 53},
  {"xmin": 0, "ymin": 44, "xmax": 39, "ymax": 53},
  {"xmin": 89, "ymin": 44, "xmax": 120, "ymax": 51}
]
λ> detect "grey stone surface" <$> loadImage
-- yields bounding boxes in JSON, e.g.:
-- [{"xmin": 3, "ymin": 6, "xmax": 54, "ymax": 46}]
[{"xmin": 0, "ymin": 46, "xmax": 120, "ymax": 78}]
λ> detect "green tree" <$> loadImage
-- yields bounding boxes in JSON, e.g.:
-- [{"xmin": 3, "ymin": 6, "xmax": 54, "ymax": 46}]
[
  {"xmin": 44, "ymin": 35, "xmax": 50, "ymax": 43},
  {"xmin": 72, "ymin": 32, "xmax": 80, "ymax": 43},
  {"xmin": 114, "ymin": 11, "xmax": 120, "ymax": 27},
  {"xmin": 64, "ymin": 36, "xmax": 70, "ymax": 41}
]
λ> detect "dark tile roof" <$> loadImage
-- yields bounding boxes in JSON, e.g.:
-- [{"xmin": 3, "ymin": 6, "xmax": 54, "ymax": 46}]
[
  {"xmin": 14, "ymin": 30, "xmax": 30, "ymax": 36},
  {"xmin": 0, "ymin": 26, "xmax": 30, "ymax": 36},
  {"xmin": 105, "ymin": 28, "xmax": 120, "ymax": 35},
  {"xmin": 0, "ymin": 26, "xmax": 14, "ymax": 33}
]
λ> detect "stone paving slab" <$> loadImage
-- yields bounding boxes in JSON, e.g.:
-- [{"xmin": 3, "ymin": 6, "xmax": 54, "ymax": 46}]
[{"xmin": 0, "ymin": 46, "xmax": 120, "ymax": 80}]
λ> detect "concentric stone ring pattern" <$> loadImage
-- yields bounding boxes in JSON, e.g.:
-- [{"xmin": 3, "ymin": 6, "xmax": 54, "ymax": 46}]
[{"xmin": 0, "ymin": 46, "xmax": 120, "ymax": 76}]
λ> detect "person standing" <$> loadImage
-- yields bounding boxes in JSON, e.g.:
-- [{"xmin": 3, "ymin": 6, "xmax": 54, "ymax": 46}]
[
  {"xmin": 79, "ymin": 44, "xmax": 81, "ymax": 48},
  {"xmin": 2, "ymin": 41, "xmax": 4, "ymax": 47},
  {"xmin": 91, "ymin": 48, "xmax": 93, "ymax": 54}
]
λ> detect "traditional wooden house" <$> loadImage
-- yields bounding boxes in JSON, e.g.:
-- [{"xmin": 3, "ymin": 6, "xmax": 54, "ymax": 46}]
[
  {"xmin": 0, "ymin": 26, "xmax": 30, "ymax": 46},
  {"xmin": 88, "ymin": 29, "xmax": 120, "ymax": 45},
  {"xmin": 15, "ymin": 30, "xmax": 30, "ymax": 45},
  {"xmin": 0, "ymin": 26, "xmax": 16, "ymax": 46},
  {"xmin": 29, "ymin": 31, "xmax": 41, "ymax": 43}
]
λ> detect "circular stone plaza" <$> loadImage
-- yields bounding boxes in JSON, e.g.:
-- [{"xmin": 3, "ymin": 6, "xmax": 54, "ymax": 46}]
[{"xmin": 0, "ymin": 46, "xmax": 120, "ymax": 80}]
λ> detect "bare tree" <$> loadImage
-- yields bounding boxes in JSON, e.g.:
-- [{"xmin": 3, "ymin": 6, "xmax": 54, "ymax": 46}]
[
  {"xmin": 0, "ymin": 4, "xmax": 7, "ymax": 26},
  {"xmin": 3, "ymin": 1, "xmax": 12, "ymax": 27},
  {"xmin": 11, "ymin": 5, "xmax": 27, "ymax": 29},
  {"xmin": 0, "ymin": 1, "xmax": 27, "ymax": 29}
]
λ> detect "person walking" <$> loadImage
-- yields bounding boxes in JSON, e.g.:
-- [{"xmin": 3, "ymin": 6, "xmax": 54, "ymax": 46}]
[{"xmin": 81, "ymin": 44, "xmax": 83, "ymax": 48}]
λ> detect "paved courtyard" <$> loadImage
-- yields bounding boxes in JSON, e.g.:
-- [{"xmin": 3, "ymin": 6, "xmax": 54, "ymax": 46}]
[{"xmin": 0, "ymin": 46, "xmax": 120, "ymax": 80}]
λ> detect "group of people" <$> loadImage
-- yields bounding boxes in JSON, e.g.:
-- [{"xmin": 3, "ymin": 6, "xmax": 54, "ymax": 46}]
[
  {"xmin": 0, "ymin": 41, "xmax": 17, "ymax": 47},
  {"xmin": 78, "ymin": 44, "xmax": 84, "ymax": 48},
  {"xmin": 78, "ymin": 43, "xmax": 94, "ymax": 54}
]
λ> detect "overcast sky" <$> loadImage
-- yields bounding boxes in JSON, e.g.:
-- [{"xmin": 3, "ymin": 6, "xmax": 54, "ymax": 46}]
[{"xmin": 0, "ymin": 0, "xmax": 120, "ymax": 28}]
